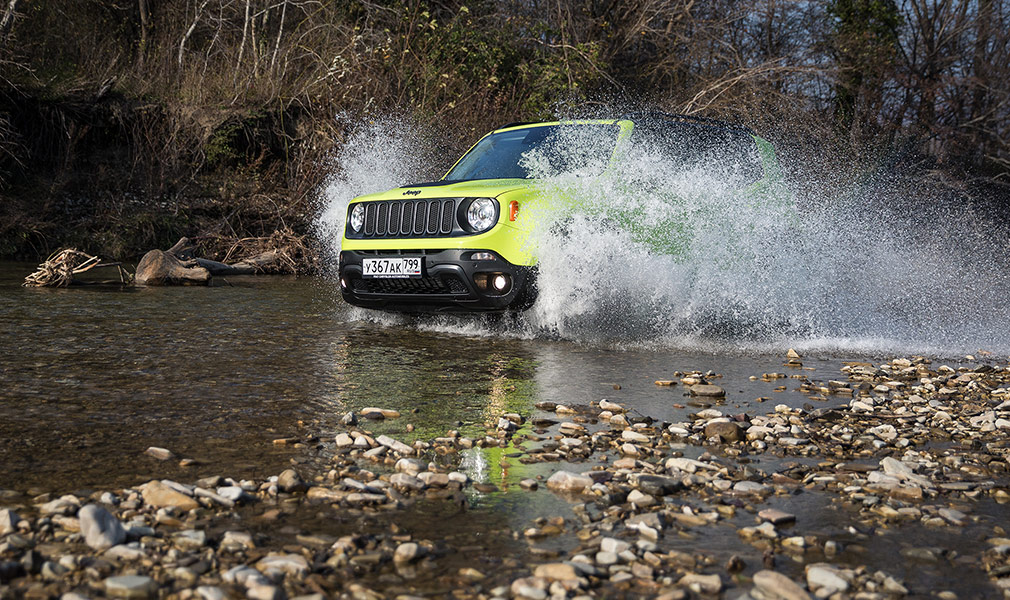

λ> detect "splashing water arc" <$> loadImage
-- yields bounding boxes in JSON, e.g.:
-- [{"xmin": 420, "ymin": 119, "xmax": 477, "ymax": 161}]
[{"xmin": 317, "ymin": 117, "xmax": 1010, "ymax": 356}]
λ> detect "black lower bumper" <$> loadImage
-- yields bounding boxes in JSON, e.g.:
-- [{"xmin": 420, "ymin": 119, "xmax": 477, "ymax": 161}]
[{"xmin": 338, "ymin": 249, "xmax": 537, "ymax": 312}]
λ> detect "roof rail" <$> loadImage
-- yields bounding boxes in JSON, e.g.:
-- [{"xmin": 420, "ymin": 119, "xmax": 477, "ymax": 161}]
[
  {"xmin": 497, "ymin": 121, "xmax": 535, "ymax": 130},
  {"xmin": 619, "ymin": 111, "xmax": 755, "ymax": 135}
]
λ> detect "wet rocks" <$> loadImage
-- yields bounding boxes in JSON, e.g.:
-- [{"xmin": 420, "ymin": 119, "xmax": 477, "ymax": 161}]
[
  {"xmin": 4, "ymin": 359, "xmax": 1010, "ymax": 600},
  {"xmin": 704, "ymin": 421, "xmax": 744, "ymax": 442},
  {"xmin": 276, "ymin": 468, "xmax": 307, "ymax": 493},
  {"xmin": 690, "ymin": 384, "xmax": 726, "ymax": 398},
  {"xmin": 375, "ymin": 434, "xmax": 414, "ymax": 455}
]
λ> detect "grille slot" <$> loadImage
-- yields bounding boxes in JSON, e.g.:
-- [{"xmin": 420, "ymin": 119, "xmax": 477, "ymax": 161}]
[
  {"xmin": 376, "ymin": 203, "xmax": 388, "ymax": 235},
  {"xmin": 401, "ymin": 202, "xmax": 413, "ymax": 233},
  {"xmin": 388, "ymin": 203, "xmax": 401, "ymax": 236},
  {"xmin": 412, "ymin": 202, "xmax": 425, "ymax": 235},
  {"xmin": 426, "ymin": 202, "xmax": 439, "ymax": 235},
  {"xmin": 440, "ymin": 200, "xmax": 453, "ymax": 234},
  {"xmin": 364, "ymin": 203, "xmax": 377, "ymax": 235}
]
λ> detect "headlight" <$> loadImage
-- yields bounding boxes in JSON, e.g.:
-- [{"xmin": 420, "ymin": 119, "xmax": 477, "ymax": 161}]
[
  {"xmin": 348, "ymin": 204, "xmax": 365, "ymax": 233},
  {"xmin": 466, "ymin": 198, "xmax": 497, "ymax": 232}
]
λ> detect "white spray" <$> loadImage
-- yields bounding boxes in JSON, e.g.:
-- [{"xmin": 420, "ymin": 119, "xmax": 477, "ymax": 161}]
[{"xmin": 317, "ymin": 116, "xmax": 1010, "ymax": 355}]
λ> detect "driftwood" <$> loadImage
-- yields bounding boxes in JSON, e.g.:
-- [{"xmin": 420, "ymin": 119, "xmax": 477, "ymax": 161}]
[
  {"xmin": 135, "ymin": 234, "xmax": 303, "ymax": 284},
  {"xmin": 24, "ymin": 249, "xmax": 131, "ymax": 287},
  {"xmin": 134, "ymin": 249, "xmax": 211, "ymax": 285},
  {"xmin": 213, "ymin": 228, "xmax": 315, "ymax": 274},
  {"xmin": 193, "ymin": 257, "xmax": 255, "ymax": 276}
]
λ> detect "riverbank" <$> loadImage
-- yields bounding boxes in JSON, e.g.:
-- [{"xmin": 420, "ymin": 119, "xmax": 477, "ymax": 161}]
[{"xmin": 2, "ymin": 354, "xmax": 1008, "ymax": 599}]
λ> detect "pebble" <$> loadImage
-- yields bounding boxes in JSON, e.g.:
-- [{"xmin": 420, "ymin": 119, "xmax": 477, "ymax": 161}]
[
  {"xmin": 805, "ymin": 564, "xmax": 850, "ymax": 594},
  {"xmin": 2, "ymin": 356, "xmax": 1008, "ymax": 600},
  {"xmin": 680, "ymin": 572, "xmax": 722, "ymax": 594},
  {"xmin": 375, "ymin": 435, "xmax": 414, "ymax": 455},
  {"xmin": 360, "ymin": 407, "xmax": 400, "ymax": 419},
  {"xmin": 77, "ymin": 503, "xmax": 126, "ymax": 549},
  {"xmin": 704, "ymin": 421, "xmax": 744, "ymax": 442},
  {"xmin": 393, "ymin": 542, "xmax": 425, "ymax": 562},
  {"xmin": 277, "ymin": 469, "xmax": 306, "ymax": 493},
  {"xmin": 144, "ymin": 446, "xmax": 175, "ymax": 461},
  {"xmin": 104, "ymin": 574, "xmax": 157, "ymax": 598},
  {"xmin": 257, "ymin": 553, "xmax": 309, "ymax": 577},
  {"xmin": 545, "ymin": 471, "xmax": 593, "ymax": 494},
  {"xmin": 140, "ymin": 480, "xmax": 198, "ymax": 511},
  {"xmin": 758, "ymin": 508, "xmax": 796, "ymax": 525},
  {"xmin": 533, "ymin": 562, "xmax": 578, "ymax": 581},
  {"xmin": 0, "ymin": 509, "xmax": 21, "ymax": 536},
  {"xmin": 690, "ymin": 384, "xmax": 726, "ymax": 397},
  {"xmin": 753, "ymin": 569, "xmax": 812, "ymax": 600}
]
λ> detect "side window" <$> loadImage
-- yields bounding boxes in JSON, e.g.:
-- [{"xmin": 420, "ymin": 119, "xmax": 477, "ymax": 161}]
[{"xmin": 629, "ymin": 121, "xmax": 764, "ymax": 184}]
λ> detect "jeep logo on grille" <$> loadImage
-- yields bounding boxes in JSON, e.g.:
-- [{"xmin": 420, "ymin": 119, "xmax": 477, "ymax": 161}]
[{"xmin": 402, "ymin": 189, "xmax": 421, "ymax": 196}]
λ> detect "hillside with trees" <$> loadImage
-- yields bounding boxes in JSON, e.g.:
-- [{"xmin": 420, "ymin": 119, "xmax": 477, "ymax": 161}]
[{"xmin": 1, "ymin": 0, "xmax": 1007, "ymax": 263}]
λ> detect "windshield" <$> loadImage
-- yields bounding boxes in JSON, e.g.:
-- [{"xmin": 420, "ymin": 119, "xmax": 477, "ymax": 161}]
[{"xmin": 444, "ymin": 123, "xmax": 621, "ymax": 182}]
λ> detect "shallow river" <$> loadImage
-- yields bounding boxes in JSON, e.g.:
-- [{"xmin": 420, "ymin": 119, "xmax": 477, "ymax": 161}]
[{"xmin": 0, "ymin": 262, "xmax": 1004, "ymax": 597}]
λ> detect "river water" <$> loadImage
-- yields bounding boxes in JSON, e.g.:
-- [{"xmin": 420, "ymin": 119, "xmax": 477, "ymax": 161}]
[
  {"xmin": 1, "ymin": 261, "xmax": 1005, "ymax": 597},
  {"xmin": 0, "ymin": 262, "xmax": 860, "ymax": 492}
]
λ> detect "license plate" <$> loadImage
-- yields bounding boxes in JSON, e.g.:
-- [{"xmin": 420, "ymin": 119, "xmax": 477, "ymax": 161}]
[{"xmin": 362, "ymin": 257, "xmax": 422, "ymax": 278}]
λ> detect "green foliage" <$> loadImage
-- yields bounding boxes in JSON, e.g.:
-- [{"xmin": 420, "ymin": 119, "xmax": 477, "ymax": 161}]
[
  {"xmin": 828, "ymin": 0, "xmax": 902, "ymax": 129},
  {"xmin": 0, "ymin": 0, "xmax": 1007, "ymax": 261},
  {"xmin": 205, "ymin": 120, "xmax": 246, "ymax": 168}
]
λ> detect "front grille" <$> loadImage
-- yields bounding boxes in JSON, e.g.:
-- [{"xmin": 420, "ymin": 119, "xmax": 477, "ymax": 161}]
[
  {"xmin": 352, "ymin": 274, "xmax": 468, "ymax": 295},
  {"xmin": 355, "ymin": 199, "xmax": 460, "ymax": 239}
]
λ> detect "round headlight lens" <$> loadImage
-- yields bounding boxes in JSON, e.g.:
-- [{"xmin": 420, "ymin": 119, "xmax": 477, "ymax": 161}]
[
  {"xmin": 466, "ymin": 198, "xmax": 497, "ymax": 232},
  {"xmin": 349, "ymin": 204, "xmax": 365, "ymax": 233}
]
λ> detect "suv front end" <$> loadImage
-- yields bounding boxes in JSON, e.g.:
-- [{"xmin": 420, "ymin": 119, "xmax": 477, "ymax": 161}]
[{"xmin": 338, "ymin": 181, "xmax": 540, "ymax": 312}]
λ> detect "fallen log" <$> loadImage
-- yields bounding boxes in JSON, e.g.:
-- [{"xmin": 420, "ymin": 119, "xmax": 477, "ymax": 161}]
[
  {"xmin": 134, "ymin": 249, "xmax": 210, "ymax": 285},
  {"xmin": 193, "ymin": 257, "xmax": 256, "ymax": 276}
]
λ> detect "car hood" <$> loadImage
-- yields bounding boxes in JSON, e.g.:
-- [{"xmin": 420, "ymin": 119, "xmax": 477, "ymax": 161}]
[{"xmin": 352, "ymin": 179, "xmax": 531, "ymax": 202}]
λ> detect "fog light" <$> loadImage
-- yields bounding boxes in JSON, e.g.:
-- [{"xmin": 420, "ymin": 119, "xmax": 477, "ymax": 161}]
[
  {"xmin": 470, "ymin": 251, "xmax": 495, "ymax": 261},
  {"xmin": 340, "ymin": 276, "xmax": 349, "ymax": 290},
  {"xmin": 473, "ymin": 273, "xmax": 512, "ymax": 294}
]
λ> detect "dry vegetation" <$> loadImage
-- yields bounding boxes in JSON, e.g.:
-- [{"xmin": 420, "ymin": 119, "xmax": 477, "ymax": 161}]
[{"xmin": 0, "ymin": 0, "xmax": 1008, "ymax": 265}]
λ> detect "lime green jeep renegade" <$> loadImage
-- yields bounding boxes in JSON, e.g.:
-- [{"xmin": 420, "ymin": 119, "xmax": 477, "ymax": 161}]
[{"xmin": 338, "ymin": 113, "xmax": 785, "ymax": 312}]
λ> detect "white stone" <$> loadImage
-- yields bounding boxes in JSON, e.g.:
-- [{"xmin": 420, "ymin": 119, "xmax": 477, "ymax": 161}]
[
  {"xmin": 545, "ymin": 471, "xmax": 593, "ymax": 493},
  {"xmin": 806, "ymin": 564, "xmax": 850, "ymax": 594},
  {"xmin": 79, "ymin": 504, "xmax": 126, "ymax": 550},
  {"xmin": 0, "ymin": 508, "xmax": 22, "ymax": 536},
  {"xmin": 256, "ymin": 553, "xmax": 309, "ymax": 577},
  {"xmin": 105, "ymin": 575, "xmax": 157, "ymax": 599},
  {"xmin": 621, "ymin": 429, "xmax": 650, "ymax": 443},
  {"xmin": 104, "ymin": 544, "xmax": 145, "ymax": 561},
  {"xmin": 375, "ymin": 435, "xmax": 414, "ymax": 455},
  {"xmin": 600, "ymin": 537, "xmax": 630, "ymax": 554},
  {"xmin": 196, "ymin": 586, "xmax": 226, "ymax": 600}
]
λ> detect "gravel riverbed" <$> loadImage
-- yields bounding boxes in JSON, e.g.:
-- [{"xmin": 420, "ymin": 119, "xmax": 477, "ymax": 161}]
[{"xmin": 2, "ymin": 354, "xmax": 1010, "ymax": 599}]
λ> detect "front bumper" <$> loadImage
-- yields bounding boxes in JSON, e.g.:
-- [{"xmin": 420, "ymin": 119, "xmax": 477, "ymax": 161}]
[{"xmin": 338, "ymin": 249, "xmax": 536, "ymax": 312}]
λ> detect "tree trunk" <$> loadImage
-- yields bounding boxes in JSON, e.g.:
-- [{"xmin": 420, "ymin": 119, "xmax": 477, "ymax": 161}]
[
  {"xmin": 0, "ymin": 0, "xmax": 20, "ymax": 40},
  {"xmin": 137, "ymin": 0, "xmax": 150, "ymax": 67}
]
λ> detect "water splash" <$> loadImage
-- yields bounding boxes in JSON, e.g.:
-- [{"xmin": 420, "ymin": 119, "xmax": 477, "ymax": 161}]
[{"xmin": 316, "ymin": 116, "xmax": 1010, "ymax": 356}]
